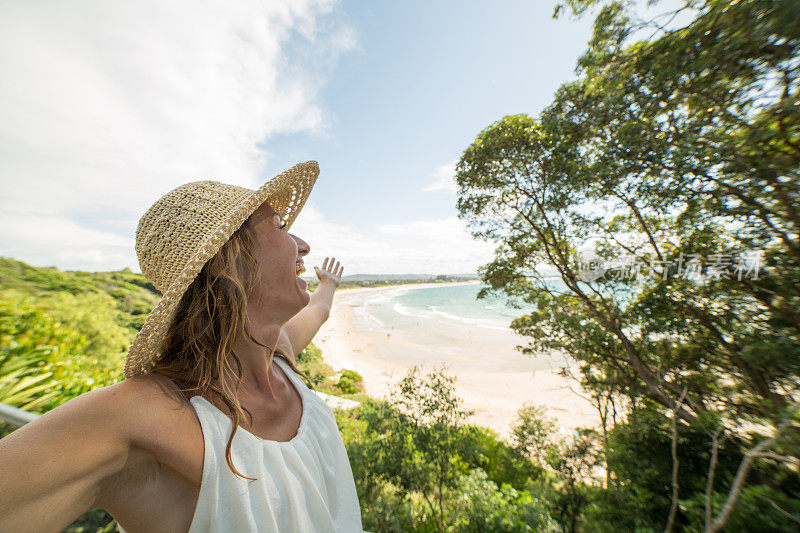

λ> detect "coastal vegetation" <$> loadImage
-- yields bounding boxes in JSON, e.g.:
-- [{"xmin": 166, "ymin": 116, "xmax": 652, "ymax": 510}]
[
  {"xmin": 2, "ymin": 0, "xmax": 798, "ymax": 531},
  {"xmin": 453, "ymin": 0, "xmax": 800, "ymax": 530},
  {"xmin": 0, "ymin": 256, "xmax": 563, "ymax": 531},
  {"xmin": 332, "ymin": 274, "xmax": 480, "ymax": 290}
]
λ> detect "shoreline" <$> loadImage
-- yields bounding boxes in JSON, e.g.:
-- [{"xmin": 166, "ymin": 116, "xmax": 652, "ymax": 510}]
[
  {"xmin": 330, "ymin": 279, "xmax": 483, "ymax": 294},
  {"xmin": 312, "ymin": 280, "xmax": 600, "ymax": 442}
]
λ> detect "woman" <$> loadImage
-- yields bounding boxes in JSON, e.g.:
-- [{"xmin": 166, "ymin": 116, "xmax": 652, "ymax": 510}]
[{"xmin": 0, "ymin": 161, "xmax": 365, "ymax": 532}]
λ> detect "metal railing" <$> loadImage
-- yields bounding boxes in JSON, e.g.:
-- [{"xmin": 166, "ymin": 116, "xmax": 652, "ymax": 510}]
[
  {"xmin": 0, "ymin": 389, "xmax": 360, "ymax": 432},
  {"xmin": 0, "ymin": 401, "xmax": 39, "ymax": 428},
  {"xmin": 1, "ymin": 391, "xmax": 359, "ymax": 431}
]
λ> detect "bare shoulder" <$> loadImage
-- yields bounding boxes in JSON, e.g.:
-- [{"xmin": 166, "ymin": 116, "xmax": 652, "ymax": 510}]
[
  {"xmin": 83, "ymin": 375, "xmax": 180, "ymax": 438},
  {"xmin": 0, "ymin": 374, "xmax": 202, "ymax": 531},
  {"xmin": 118, "ymin": 372, "xmax": 184, "ymax": 404},
  {"xmin": 0, "ymin": 379, "xmax": 143, "ymax": 530},
  {"xmin": 93, "ymin": 373, "xmax": 205, "ymax": 515},
  {"xmin": 111, "ymin": 373, "xmax": 199, "ymax": 447}
]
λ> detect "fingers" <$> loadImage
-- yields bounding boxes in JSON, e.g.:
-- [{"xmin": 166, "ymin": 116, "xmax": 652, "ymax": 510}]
[{"xmin": 320, "ymin": 257, "xmax": 343, "ymax": 277}]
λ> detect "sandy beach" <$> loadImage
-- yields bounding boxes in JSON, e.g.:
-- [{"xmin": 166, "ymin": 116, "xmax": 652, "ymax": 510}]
[{"xmin": 312, "ymin": 281, "xmax": 600, "ymax": 442}]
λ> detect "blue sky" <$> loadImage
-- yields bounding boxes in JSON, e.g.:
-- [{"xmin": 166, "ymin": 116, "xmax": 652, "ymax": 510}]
[
  {"xmin": 269, "ymin": 1, "xmax": 596, "ymax": 227},
  {"xmin": 0, "ymin": 0, "xmax": 607, "ymax": 275}
]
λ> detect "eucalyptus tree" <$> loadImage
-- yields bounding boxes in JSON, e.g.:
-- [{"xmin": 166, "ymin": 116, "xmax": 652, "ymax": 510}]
[{"xmin": 455, "ymin": 0, "xmax": 799, "ymax": 526}]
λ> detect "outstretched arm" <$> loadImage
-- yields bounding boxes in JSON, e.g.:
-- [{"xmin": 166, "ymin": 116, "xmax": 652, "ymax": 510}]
[
  {"xmin": 0, "ymin": 384, "xmax": 132, "ymax": 532},
  {"xmin": 281, "ymin": 257, "xmax": 343, "ymax": 360}
]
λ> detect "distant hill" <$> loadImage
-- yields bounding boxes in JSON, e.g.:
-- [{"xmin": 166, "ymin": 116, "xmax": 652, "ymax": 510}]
[
  {"xmin": 315, "ymin": 273, "xmax": 480, "ymax": 282},
  {"xmin": 0, "ymin": 256, "xmax": 162, "ymax": 357},
  {"xmin": 1, "ymin": 256, "xmax": 482, "ymax": 291}
]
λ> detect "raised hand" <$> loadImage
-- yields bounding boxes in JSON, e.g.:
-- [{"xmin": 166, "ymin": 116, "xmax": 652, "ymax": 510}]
[{"xmin": 314, "ymin": 257, "xmax": 343, "ymax": 287}]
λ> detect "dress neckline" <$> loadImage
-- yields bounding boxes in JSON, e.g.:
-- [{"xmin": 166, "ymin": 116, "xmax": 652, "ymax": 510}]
[{"xmin": 191, "ymin": 356, "xmax": 308, "ymax": 445}]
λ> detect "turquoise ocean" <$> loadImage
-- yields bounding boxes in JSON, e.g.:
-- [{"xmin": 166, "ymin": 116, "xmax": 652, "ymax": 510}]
[
  {"xmin": 345, "ymin": 280, "xmax": 575, "ymax": 372},
  {"xmin": 362, "ymin": 279, "xmax": 571, "ymax": 332},
  {"xmin": 365, "ymin": 282, "xmax": 531, "ymax": 331}
]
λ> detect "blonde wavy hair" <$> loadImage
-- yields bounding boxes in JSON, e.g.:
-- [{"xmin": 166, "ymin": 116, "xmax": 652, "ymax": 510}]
[{"xmin": 150, "ymin": 210, "xmax": 315, "ymax": 482}]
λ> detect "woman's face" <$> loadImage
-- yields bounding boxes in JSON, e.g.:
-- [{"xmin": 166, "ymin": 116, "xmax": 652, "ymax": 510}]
[{"xmin": 247, "ymin": 201, "xmax": 311, "ymax": 320}]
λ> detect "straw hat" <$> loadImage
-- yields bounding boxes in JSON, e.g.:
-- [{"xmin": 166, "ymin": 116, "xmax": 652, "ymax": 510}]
[{"xmin": 123, "ymin": 160, "xmax": 319, "ymax": 379}]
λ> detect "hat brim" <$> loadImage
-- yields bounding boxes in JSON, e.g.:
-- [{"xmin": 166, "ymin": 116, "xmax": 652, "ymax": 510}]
[{"xmin": 123, "ymin": 160, "xmax": 319, "ymax": 379}]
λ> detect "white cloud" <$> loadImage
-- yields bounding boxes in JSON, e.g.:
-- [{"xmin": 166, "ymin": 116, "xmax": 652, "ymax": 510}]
[
  {"xmin": 0, "ymin": 212, "xmax": 136, "ymax": 270},
  {"xmin": 422, "ymin": 160, "xmax": 458, "ymax": 193},
  {"xmin": 0, "ymin": 1, "xmax": 496, "ymax": 277},
  {"xmin": 377, "ymin": 216, "xmax": 464, "ymax": 239},
  {"xmin": 0, "ymin": 0, "xmax": 355, "ymax": 271},
  {"xmin": 291, "ymin": 206, "xmax": 496, "ymax": 275},
  {"xmin": 290, "ymin": 203, "xmax": 384, "ymax": 273}
]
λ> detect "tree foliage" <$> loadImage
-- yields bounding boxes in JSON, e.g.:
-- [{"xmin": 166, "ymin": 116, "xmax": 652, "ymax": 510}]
[
  {"xmin": 338, "ymin": 366, "xmax": 561, "ymax": 532},
  {"xmin": 456, "ymin": 0, "xmax": 799, "ymax": 529}
]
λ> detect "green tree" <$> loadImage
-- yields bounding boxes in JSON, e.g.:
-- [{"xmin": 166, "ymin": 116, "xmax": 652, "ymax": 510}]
[
  {"xmin": 336, "ymin": 369, "xmax": 364, "ymax": 395},
  {"xmin": 381, "ymin": 365, "xmax": 475, "ymax": 532},
  {"xmin": 340, "ymin": 370, "xmax": 561, "ymax": 531},
  {"xmin": 455, "ymin": 0, "xmax": 800, "ymax": 528},
  {"xmin": 511, "ymin": 403, "xmax": 559, "ymax": 468}
]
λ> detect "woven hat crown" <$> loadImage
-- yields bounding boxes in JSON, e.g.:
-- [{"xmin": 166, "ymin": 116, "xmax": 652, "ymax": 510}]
[
  {"xmin": 135, "ymin": 181, "xmax": 253, "ymax": 294},
  {"xmin": 124, "ymin": 161, "xmax": 318, "ymax": 379}
]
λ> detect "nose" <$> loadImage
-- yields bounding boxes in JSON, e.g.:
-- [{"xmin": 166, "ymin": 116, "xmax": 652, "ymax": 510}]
[{"xmin": 291, "ymin": 234, "xmax": 310, "ymax": 257}]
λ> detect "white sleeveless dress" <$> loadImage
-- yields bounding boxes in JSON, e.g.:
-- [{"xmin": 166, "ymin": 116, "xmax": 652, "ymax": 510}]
[{"xmin": 118, "ymin": 356, "xmax": 365, "ymax": 532}]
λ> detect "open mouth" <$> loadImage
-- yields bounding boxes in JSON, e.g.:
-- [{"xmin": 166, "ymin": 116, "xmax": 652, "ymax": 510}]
[{"xmin": 296, "ymin": 261, "xmax": 307, "ymax": 290}]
